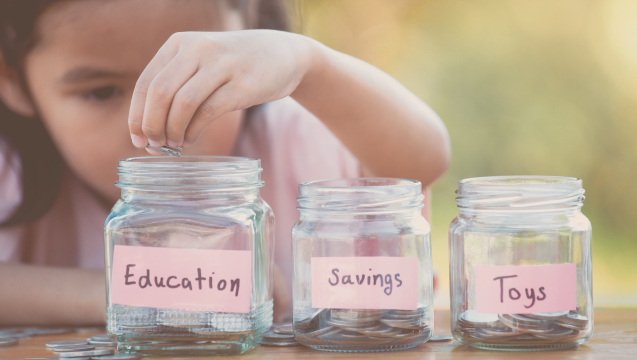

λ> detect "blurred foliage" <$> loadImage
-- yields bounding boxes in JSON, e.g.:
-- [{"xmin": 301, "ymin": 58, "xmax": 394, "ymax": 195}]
[{"xmin": 294, "ymin": 0, "xmax": 637, "ymax": 305}]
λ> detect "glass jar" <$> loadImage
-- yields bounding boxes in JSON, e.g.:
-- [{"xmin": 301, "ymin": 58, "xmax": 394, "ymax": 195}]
[
  {"xmin": 292, "ymin": 178, "xmax": 433, "ymax": 352},
  {"xmin": 104, "ymin": 156, "xmax": 274, "ymax": 356},
  {"xmin": 449, "ymin": 176, "xmax": 593, "ymax": 351}
]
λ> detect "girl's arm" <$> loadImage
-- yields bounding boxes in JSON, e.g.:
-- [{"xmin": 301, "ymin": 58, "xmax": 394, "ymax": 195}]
[
  {"xmin": 0, "ymin": 263, "xmax": 106, "ymax": 325},
  {"xmin": 128, "ymin": 30, "xmax": 450, "ymax": 186},
  {"xmin": 291, "ymin": 42, "xmax": 450, "ymax": 184}
]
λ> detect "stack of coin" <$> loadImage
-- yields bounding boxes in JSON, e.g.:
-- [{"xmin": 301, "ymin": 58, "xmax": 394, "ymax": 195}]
[
  {"xmin": 260, "ymin": 324, "xmax": 299, "ymax": 347},
  {"xmin": 45, "ymin": 336, "xmax": 121, "ymax": 359},
  {"xmin": 454, "ymin": 310, "xmax": 589, "ymax": 345},
  {"xmin": 295, "ymin": 307, "xmax": 431, "ymax": 347},
  {"xmin": 0, "ymin": 326, "xmax": 92, "ymax": 348}
]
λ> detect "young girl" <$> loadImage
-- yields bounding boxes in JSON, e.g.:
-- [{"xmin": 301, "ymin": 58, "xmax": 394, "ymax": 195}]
[{"xmin": 0, "ymin": 0, "xmax": 450, "ymax": 325}]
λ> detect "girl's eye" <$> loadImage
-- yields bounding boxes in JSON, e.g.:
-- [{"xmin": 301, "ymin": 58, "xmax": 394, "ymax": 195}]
[{"xmin": 83, "ymin": 86, "xmax": 120, "ymax": 101}]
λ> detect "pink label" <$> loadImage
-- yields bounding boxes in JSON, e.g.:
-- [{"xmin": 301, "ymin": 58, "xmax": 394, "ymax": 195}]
[
  {"xmin": 111, "ymin": 245, "xmax": 252, "ymax": 313},
  {"xmin": 475, "ymin": 263, "xmax": 576, "ymax": 314},
  {"xmin": 311, "ymin": 257, "xmax": 417, "ymax": 310}
]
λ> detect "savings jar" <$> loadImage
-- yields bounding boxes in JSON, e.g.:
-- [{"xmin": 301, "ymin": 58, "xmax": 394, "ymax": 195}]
[
  {"xmin": 104, "ymin": 156, "xmax": 274, "ymax": 356},
  {"xmin": 449, "ymin": 176, "xmax": 593, "ymax": 351},
  {"xmin": 292, "ymin": 178, "xmax": 433, "ymax": 352}
]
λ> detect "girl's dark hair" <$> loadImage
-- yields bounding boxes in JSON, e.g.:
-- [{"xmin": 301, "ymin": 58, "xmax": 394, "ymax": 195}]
[{"xmin": 0, "ymin": 0, "xmax": 290, "ymax": 227}]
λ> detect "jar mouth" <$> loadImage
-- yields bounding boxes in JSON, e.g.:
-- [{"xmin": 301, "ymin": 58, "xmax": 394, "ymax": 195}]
[
  {"xmin": 459, "ymin": 175, "xmax": 580, "ymax": 186},
  {"xmin": 456, "ymin": 175, "xmax": 584, "ymax": 212},
  {"xmin": 298, "ymin": 177, "xmax": 424, "ymax": 213},
  {"xmin": 116, "ymin": 156, "xmax": 263, "ymax": 190}
]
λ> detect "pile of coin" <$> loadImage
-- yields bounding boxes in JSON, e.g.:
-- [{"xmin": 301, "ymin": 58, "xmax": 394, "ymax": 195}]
[
  {"xmin": 454, "ymin": 310, "xmax": 589, "ymax": 345},
  {"xmin": 43, "ymin": 334, "xmax": 123, "ymax": 359},
  {"xmin": 0, "ymin": 326, "xmax": 90, "ymax": 348},
  {"xmin": 260, "ymin": 324, "xmax": 299, "ymax": 347},
  {"xmin": 145, "ymin": 145, "xmax": 182, "ymax": 157},
  {"xmin": 294, "ymin": 307, "xmax": 431, "ymax": 347}
]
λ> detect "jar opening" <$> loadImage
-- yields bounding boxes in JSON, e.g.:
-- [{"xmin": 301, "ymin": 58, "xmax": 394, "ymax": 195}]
[
  {"xmin": 456, "ymin": 176, "xmax": 584, "ymax": 212},
  {"xmin": 116, "ymin": 156, "xmax": 263, "ymax": 190},
  {"xmin": 297, "ymin": 177, "xmax": 424, "ymax": 214}
]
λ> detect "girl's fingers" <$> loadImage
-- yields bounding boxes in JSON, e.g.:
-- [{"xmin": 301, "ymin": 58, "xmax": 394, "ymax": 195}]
[
  {"xmin": 183, "ymin": 82, "xmax": 240, "ymax": 146},
  {"xmin": 165, "ymin": 69, "xmax": 230, "ymax": 147},
  {"xmin": 128, "ymin": 35, "xmax": 181, "ymax": 147},
  {"xmin": 140, "ymin": 53, "xmax": 199, "ymax": 147}
]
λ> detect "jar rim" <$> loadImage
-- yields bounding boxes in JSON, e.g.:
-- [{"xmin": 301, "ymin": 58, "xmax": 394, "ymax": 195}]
[
  {"xmin": 117, "ymin": 156, "xmax": 263, "ymax": 190},
  {"xmin": 456, "ymin": 175, "xmax": 584, "ymax": 212},
  {"xmin": 459, "ymin": 175, "xmax": 581, "ymax": 186},
  {"xmin": 297, "ymin": 177, "xmax": 424, "ymax": 214},
  {"xmin": 121, "ymin": 155, "xmax": 258, "ymax": 167},
  {"xmin": 301, "ymin": 177, "xmax": 421, "ymax": 189}
]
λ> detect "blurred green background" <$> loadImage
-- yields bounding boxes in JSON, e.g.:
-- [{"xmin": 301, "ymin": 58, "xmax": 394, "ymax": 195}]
[{"xmin": 293, "ymin": 0, "xmax": 637, "ymax": 306}]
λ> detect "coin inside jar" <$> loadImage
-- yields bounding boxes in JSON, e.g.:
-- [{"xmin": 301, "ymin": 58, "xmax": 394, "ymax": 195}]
[
  {"xmin": 455, "ymin": 309, "xmax": 589, "ymax": 346},
  {"xmin": 295, "ymin": 307, "xmax": 431, "ymax": 347}
]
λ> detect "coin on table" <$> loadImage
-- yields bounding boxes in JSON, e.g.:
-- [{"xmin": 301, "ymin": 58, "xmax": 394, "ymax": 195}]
[
  {"xmin": 90, "ymin": 355, "xmax": 142, "ymax": 360},
  {"xmin": 58, "ymin": 349, "xmax": 115, "ymax": 358},
  {"xmin": 272, "ymin": 324, "xmax": 294, "ymax": 335},
  {"xmin": 261, "ymin": 329, "xmax": 300, "ymax": 347},
  {"xmin": 0, "ymin": 338, "xmax": 18, "ymax": 347},
  {"xmin": 53, "ymin": 345, "xmax": 96, "ymax": 353},
  {"xmin": 88, "ymin": 339, "xmax": 117, "ymax": 347},
  {"xmin": 428, "ymin": 335, "xmax": 453, "ymax": 342},
  {"xmin": 46, "ymin": 340, "xmax": 90, "ymax": 348}
]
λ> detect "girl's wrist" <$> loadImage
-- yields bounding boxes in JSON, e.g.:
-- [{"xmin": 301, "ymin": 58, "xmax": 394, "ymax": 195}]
[{"xmin": 291, "ymin": 34, "xmax": 330, "ymax": 99}]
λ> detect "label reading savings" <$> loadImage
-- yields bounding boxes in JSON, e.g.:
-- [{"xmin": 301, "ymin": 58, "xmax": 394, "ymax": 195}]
[
  {"xmin": 110, "ymin": 245, "xmax": 252, "ymax": 313},
  {"xmin": 311, "ymin": 257, "xmax": 418, "ymax": 310}
]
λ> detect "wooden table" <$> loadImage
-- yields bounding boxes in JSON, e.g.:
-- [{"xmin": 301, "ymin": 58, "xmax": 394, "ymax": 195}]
[{"xmin": 2, "ymin": 308, "xmax": 636, "ymax": 359}]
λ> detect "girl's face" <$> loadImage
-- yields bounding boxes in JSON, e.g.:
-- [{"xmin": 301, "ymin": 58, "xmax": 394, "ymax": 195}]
[{"xmin": 23, "ymin": 0, "xmax": 244, "ymax": 204}]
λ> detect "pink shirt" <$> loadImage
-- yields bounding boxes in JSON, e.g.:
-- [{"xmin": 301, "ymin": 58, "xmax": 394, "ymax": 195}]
[{"xmin": 0, "ymin": 97, "xmax": 360, "ymax": 293}]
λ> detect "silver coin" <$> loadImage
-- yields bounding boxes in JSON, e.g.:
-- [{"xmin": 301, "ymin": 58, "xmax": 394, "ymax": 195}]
[
  {"xmin": 53, "ymin": 345, "xmax": 96, "ymax": 353},
  {"xmin": 428, "ymin": 335, "xmax": 453, "ymax": 342},
  {"xmin": 500, "ymin": 314, "xmax": 550, "ymax": 327},
  {"xmin": 524, "ymin": 311, "xmax": 570, "ymax": 320},
  {"xmin": 145, "ymin": 145, "xmax": 182, "ymax": 157},
  {"xmin": 260, "ymin": 340, "xmax": 301, "ymax": 347},
  {"xmin": 459, "ymin": 310, "xmax": 500, "ymax": 327},
  {"xmin": 533, "ymin": 326, "xmax": 575, "ymax": 339},
  {"xmin": 90, "ymin": 355, "xmax": 142, "ymax": 360},
  {"xmin": 556, "ymin": 312, "xmax": 589, "ymax": 328},
  {"xmin": 272, "ymin": 324, "xmax": 293, "ymax": 335},
  {"xmin": 58, "ymin": 349, "xmax": 115, "ymax": 358},
  {"xmin": 88, "ymin": 334, "xmax": 111, "ymax": 341},
  {"xmin": 0, "ymin": 338, "xmax": 18, "ymax": 347},
  {"xmin": 262, "ymin": 332, "xmax": 296, "ymax": 342},
  {"xmin": 88, "ymin": 339, "xmax": 117, "ymax": 347},
  {"xmin": 477, "ymin": 327, "xmax": 523, "ymax": 337},
  {"xmin": 498, "ymin": 315, "xmax": 550, "ymax": 332},
  {"xmin": 46, "ymin": 340, "xmax": 89, "ymax": 348}
]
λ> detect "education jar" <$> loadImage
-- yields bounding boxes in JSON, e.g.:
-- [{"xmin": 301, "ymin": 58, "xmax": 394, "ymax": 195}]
[
  {"xmin": 449, "ymin": 176, "xmax": 593, "ymax": 351},
  {"xmin": 292, "ymin": 178, "xmax": 434, "ymax": 352},
  {"xmin": 104, "ymin": 156, "xmax": 274, "ymax": 356}
]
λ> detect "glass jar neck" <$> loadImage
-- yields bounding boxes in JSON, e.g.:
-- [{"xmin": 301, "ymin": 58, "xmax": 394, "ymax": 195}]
[
  {"xmin": 455, "ymin": 176, "xmax": 585, "ymax": 217},
  {"xmin": 297, "ymin": 178, "xmax": 424, "ymax": 216},
  {"xmin": 116, "ymin": 156, "xmax": 263, "ymax": 201}
]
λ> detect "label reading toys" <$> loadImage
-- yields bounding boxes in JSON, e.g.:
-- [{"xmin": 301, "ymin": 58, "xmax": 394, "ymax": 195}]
[
  {"xmin": 475, "ymin": 263, "xmax": 576, "ymax": 314},
  {"xmin": 111, "ymin": 245, "xmax": 252, "ymax": 313},
  {"xmin": 311, "ymin": 257, "xmax": 418, "ymax": 310}
]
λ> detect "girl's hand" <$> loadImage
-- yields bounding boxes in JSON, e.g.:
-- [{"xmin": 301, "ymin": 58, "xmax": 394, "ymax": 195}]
[{"xmin": 128, "ymin": 30, "xmax": 315, "ymax": 148}]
